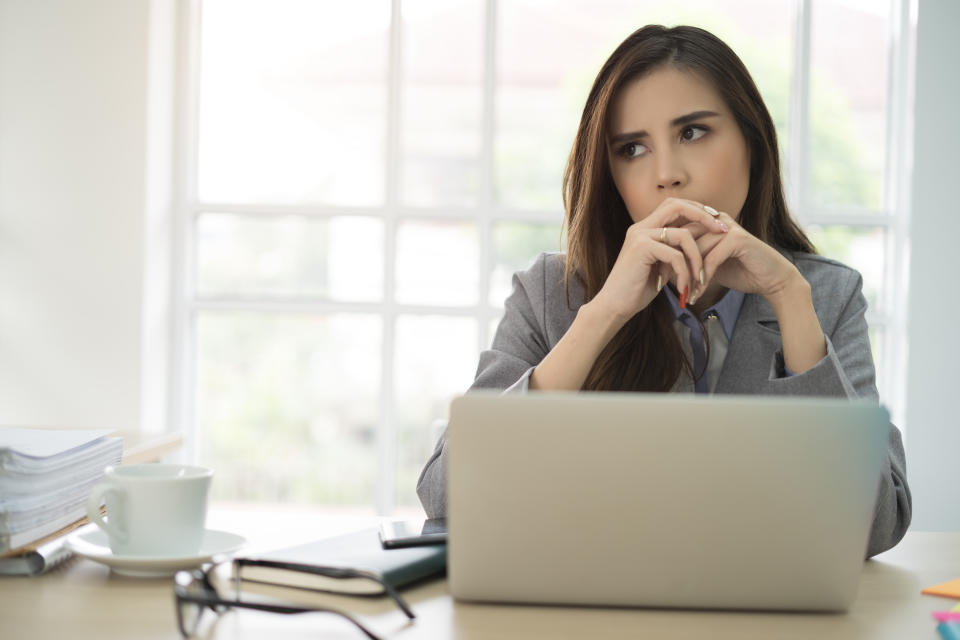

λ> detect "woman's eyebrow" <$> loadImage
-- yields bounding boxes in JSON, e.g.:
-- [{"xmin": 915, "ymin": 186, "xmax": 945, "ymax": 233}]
[
  {"xmin": 608, "ymin": 110, "xmax": 721, "ymax": 146},
  {"xmin": 671, "ymin": 109, "xmax": 720, "ymax": 127}
]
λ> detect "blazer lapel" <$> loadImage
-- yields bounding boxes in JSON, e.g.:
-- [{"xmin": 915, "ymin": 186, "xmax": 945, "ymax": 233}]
[{"xmin": 714, "ymin": 293, "xmax": 779, "ymax": 394}]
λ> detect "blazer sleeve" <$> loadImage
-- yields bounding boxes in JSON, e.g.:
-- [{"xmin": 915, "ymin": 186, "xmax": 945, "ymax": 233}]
[
  {"xmin": 416, "ymin": 254, "xmax": 553, "ymax": 517},
  {"xmin": 838, "ymin": 275, "xmax": 912, "ymax": 558},
  {"xmin": 765, "ymin": 264, "xmax": 911, "ymax": 558}
]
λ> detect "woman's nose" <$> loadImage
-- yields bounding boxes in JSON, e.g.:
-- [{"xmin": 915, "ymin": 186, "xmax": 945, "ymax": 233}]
[{"xmin": 655, "ymin": 148, "xmax": 687, "ymax": 190}]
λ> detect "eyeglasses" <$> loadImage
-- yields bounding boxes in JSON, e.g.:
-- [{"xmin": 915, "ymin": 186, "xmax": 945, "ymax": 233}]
[{"xmin": 173, "ymin": 557, "xmax": 416, "ymax": 640}]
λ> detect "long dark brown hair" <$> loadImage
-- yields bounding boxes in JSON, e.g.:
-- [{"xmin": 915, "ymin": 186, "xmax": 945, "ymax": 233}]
[{"xmin": 563, "ymin": 25, "xmax": 815, "ymax": 392}]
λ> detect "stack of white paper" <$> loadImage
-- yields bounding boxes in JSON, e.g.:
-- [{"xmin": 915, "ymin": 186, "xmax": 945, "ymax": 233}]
[{"xmin": 0, "ymin": 428, "xmax": 123, "ymax": 553}]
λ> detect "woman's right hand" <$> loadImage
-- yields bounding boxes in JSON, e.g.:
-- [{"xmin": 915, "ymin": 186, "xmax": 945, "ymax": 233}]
[
  {"xmin": 589, "ymin": 197, "xmax": 729, "ymax": 323},
  {"xmin": 530, "ymin": 198, "xmax": 727, "ymax": 391}
]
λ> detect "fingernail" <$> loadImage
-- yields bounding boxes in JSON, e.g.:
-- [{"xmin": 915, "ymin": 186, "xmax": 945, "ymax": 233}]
[
  {"xmin": 704, "ymin": 205, "xmax": 719, "ymax": 217},
  {"xmin": 718, "ymin": 222, "xmax": 729, "ymax": 232},
  {"xmin": 680, "ymin": 285, "xmax": 689, "ymax": 309},
  {"xmin": 656, "ymin": 274, "xmax": 663, "ymax": 291},
  {"xmin": 699, "ymin": 268, "xmax": 705, "ymax": 285}
]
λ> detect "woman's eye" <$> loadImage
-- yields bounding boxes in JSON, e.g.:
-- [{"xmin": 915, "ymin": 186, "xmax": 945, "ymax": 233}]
[
  {"xmin": 680, "ymin": 125, "xmax": 708, "ymax": 142},
  {"xmin": 620, "ymin": 142, "xmax": 647, "ymax": 158}
]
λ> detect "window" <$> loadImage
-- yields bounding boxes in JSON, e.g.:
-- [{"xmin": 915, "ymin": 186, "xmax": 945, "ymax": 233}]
[{"xmin": 178, "ymin": 0, "xmax": 913, "ymax": 514}]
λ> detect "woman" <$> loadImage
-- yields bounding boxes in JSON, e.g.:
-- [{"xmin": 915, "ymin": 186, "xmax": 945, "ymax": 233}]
[{"xmin": 417, "ymin": 25, "xmax": 910, "ymax": 557}]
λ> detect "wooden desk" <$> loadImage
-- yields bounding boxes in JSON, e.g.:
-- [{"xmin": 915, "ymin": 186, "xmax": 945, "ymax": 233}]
[{"xmin": 0, "ymin": 507, "xmax": 956, "ymax": 639}]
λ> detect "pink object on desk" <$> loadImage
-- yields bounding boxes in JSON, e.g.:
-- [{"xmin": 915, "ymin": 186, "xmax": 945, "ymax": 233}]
[{"xmin": 934, "ymin": 612, "xmax": 960, "ymax": 622}]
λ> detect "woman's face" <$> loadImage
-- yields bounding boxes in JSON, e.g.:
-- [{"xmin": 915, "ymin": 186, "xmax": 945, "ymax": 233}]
[{"xmin": 606, "ymin": 66, "xmax": 751, "ymax": 224}]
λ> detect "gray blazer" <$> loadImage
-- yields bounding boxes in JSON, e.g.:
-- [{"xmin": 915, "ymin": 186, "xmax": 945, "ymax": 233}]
[{"xmin": 417, "ymin": 252, "xmax": 912, "ymax": 558}]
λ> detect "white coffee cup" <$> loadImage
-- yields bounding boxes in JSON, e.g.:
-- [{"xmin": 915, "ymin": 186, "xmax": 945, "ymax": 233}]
[{"xmin": 86, "ymin": 463, "xmax": 213, "ymax": 557}]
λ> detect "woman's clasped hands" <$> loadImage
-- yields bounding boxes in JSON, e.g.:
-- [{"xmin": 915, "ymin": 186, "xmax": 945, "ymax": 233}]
[{"xmin": 592, "ymin": 197, "xmax": 804, "ymax": 321}]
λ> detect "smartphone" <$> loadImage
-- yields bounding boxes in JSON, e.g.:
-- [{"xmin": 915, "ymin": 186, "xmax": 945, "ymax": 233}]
[{"xmin": 378, "ymin": 517, "xmax": 447, "ymax": 549}]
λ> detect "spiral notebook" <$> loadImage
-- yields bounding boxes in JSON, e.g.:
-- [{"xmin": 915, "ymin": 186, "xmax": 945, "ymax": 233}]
[{"xmin": 0, "ymin": 518, "xmax": 85, "ymax": 576}]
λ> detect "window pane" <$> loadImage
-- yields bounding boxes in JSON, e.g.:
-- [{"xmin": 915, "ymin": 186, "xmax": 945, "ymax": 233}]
[
  {"xmin": 196, "ymin": 312, "xmax": 381, "ymax": 506},
  {"xmin": 395, "ymin": 315, "xmax": 478, "ymax": 508},
  {"xmin": 400, "ymin": 0, "xmax": 483, "ymax": 206},
  {"xmin": 495, "ymin": 1, "xmax": 793, "ymax": 211},
  {"xmin": 495, "ymin": 1, "xmax": 622, "ymax": 211},
  {"xmin": 809, "ymin": 0, "xmax": 889, "ymax": 209},
  {"xmin": 197, "ymin": 214, "xmax": 384, "ymax": 301},
  {"xmin": 805, "ymin": 225, "xmax": 885, "ymax": 309},
  {"xmin": 396, "ymin": 220, "xmax": 479, "ymax": 305},
  {"xmin": 198, "ymin": 0, "xmax": 389, "ymax": 205},
  {"xmin": 490, "ymin": 221, "xmax": 563, "ymax": 306}
]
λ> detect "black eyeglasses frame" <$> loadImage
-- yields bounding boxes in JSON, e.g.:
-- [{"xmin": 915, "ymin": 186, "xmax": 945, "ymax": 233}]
[{"xmin": 173, "ymin": 557, "xmax": 416, "ymax": 640}]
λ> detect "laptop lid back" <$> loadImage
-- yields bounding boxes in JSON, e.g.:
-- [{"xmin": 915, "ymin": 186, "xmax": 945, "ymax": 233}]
[{"xmin": 447, "ymin": 392, "xmax": 888, "ymax": 611}]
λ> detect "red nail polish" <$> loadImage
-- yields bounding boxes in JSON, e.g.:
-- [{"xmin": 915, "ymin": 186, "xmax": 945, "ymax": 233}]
[{"xmin": 680, "ymin": 285, "xmax": 688, "ymax": 309}]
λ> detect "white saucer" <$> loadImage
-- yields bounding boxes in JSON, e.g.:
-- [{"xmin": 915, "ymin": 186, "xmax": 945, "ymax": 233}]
[{"xmin": 64, "ymin": 524, "xmax": 247, "ymax": 577}]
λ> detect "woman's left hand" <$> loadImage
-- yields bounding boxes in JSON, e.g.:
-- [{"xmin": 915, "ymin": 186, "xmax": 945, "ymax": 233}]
[
  {"xmin": 690, "ymin": 209, "xmax": 827, "ymax": 374},
  {"xmin": 693, "ymin": 210, "xmax": 803, "ymax": 299}
]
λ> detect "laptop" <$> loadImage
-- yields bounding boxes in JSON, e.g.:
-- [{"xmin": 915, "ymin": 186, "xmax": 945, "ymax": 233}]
[{"xmin": 446, "ymin": 392, "xmax": 888, "ymax": 612}]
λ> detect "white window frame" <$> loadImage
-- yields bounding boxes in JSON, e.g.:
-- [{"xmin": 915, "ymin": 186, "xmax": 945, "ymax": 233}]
[
  {"xmin": 172, "ymin": 0, "xmax": 915, "ymax": 514},
  {"xmin": 787, "ymin": 0, "xmax": 914, "ymax": 430}
]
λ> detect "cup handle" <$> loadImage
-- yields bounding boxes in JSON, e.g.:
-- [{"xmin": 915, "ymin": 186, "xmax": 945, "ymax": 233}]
[{"xmin": 86, "ymin": 483, "xmax": 127, "ymax": 544}]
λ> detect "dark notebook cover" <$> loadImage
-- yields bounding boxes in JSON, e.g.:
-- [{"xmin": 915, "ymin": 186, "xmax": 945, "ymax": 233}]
[{"xmin": 237, "ymin": 528, "xmax": 446, "ymax": 596}]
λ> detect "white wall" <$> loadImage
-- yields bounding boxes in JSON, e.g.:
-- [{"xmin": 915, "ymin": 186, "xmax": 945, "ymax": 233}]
[
  {"xmin": 904, "ymin": 0, "xmax": 960, "ymax": 531},
  {"xmin": 0, "ymin": 0, "xmax": 173, "ymax": 433}
]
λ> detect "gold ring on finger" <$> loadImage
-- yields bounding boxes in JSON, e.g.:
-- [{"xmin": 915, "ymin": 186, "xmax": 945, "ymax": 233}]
[{"xmin": 660, "ymin": 227, "xmax": 668, "ymax": 243}]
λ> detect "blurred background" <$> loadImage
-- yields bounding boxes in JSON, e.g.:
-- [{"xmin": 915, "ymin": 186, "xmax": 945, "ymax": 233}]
[{"xmin": 1, "ymin": 0, "xmax": 955, "ymax": 527}]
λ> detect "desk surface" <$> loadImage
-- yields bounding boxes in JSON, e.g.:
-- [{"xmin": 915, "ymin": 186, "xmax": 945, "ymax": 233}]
[{"xmin": 0, "ymin": 507, "xmax": 956, "ymax": 640}]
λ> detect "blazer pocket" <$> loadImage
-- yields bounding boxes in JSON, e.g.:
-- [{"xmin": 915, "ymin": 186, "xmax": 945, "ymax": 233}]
[{"xmin": 756, "ymin": 320, "xmax": 781, "ymax": 337}]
